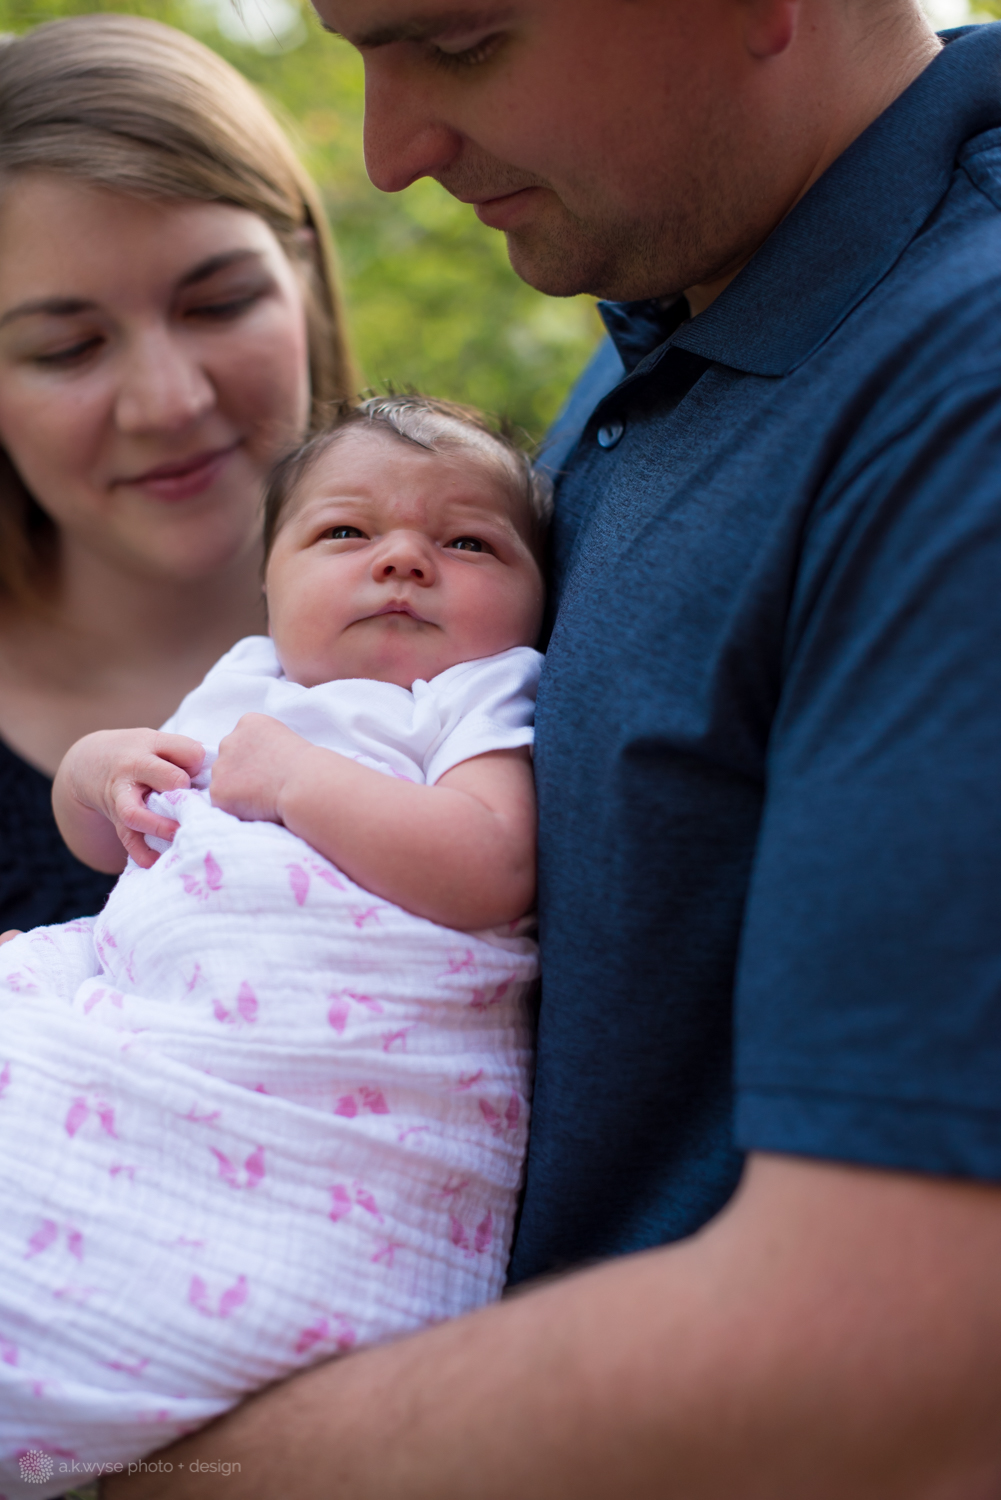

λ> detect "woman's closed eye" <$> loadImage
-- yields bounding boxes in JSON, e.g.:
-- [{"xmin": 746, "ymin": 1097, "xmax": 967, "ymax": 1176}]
[
  {"xmin": 186, "ymin": 290, "xmax": 267, "ymax": 324},
  {"xmin": 32, "ymin": 335, "xmax": 104, "ymax": 368}
]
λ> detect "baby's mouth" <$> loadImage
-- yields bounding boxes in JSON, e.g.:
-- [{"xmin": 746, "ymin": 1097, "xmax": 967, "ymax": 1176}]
[{"xmin": 369, "ymin": 602, "xmax": 432, "ymax": 625}]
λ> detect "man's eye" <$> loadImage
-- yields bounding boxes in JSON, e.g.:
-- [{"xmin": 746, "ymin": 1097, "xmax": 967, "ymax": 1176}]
[
  {"xmin": 430, "ymin": 32, "xmax": 502, "ymax": 69},
  {"xmin": 324, "ymin": 526, "xmax": 365, "ymax": 540},
  {"xmin": 447, "ymin": 536, "xmax": 484, "ymax": 552}
]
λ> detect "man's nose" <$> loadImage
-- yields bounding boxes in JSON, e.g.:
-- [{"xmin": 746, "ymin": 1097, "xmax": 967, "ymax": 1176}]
[
  {"xmin": 373, "ymin": 531, "xmax": 437, "ymax": 584},
  {"xmin": 114, "ymin": 328, "xmax": 215, "ymax": 435},
  {"xmin": 362, "ymin": 55, "xmax": 462, "ymax": 193}
]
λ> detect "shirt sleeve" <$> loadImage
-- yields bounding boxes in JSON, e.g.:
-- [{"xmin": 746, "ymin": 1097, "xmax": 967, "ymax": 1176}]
[
  {"xmin": 422, "ymin": 647, "xmax": 543, "ymax": 785},
  {"xmin": 735, "ymin": 372, "xmax": 1001, "ymax": 1181}
]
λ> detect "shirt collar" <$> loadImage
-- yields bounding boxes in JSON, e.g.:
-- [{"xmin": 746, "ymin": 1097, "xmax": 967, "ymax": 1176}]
[{"xmin": 600, "ymin": 24, "xmax": 1001, "ymax": 380}]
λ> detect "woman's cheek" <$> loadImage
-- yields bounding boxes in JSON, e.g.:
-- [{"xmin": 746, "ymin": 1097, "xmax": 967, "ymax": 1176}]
[
  {"xmin": 0, "ymin": 380, "xmax": 107, "ymax": 525},
  {"xmin": 219, "ymin": 301, "xmax": 311, "ymax": 462}
]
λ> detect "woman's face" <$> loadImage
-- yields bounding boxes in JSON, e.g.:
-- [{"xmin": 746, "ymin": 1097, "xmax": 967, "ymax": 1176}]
[{"xmin": 0, "ymin": 172, "xmax": 312, "ymax": 585}]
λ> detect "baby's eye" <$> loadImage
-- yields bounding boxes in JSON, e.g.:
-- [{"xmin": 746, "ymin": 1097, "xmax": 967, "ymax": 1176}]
[
  {"xmin": 323, "ymin": 526, "xmax": 366, "ymax": 540},
  {"xmin": 447, "ymin": 536, "xmax": 484, "ymax": 552}
]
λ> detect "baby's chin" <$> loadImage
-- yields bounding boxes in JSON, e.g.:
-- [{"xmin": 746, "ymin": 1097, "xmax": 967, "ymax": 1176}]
[{"xmin": 275, "ymin": 634, "xmax": 515, "ymax": 691}]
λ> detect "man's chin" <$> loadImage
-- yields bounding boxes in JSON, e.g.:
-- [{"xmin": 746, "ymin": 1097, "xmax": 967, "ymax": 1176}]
[
  {"xmin": 503, "ymin": 223, "xmax": 672, "ymax": 303},
  {"xmin": 504, "ymin": 227, "xmax": 607, "ymax": 299}
]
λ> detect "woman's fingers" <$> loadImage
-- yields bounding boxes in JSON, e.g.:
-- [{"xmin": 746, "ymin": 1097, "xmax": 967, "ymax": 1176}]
[{"xmin": 0, "ymin": 929, "xmax": 22, "ymax": 945}]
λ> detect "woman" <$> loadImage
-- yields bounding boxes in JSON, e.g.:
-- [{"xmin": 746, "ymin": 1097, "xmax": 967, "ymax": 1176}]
[{"xmin": 0, "ymin": 14, "xmax": 355, "ymax": 930}]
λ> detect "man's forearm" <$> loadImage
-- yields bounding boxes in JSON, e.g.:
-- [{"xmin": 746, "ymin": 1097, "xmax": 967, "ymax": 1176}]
[{"xmin": 104, "ymin": 1154, "xmax": 1001, "ymax": 1500}]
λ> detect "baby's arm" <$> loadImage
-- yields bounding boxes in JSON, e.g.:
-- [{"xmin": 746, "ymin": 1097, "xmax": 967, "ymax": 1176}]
[
  {"xmin": 52, "ymin": 729, "xmax": 206, "ymax": 873},
  {"xmin": 210, "ymin": 714, "xmax": 536, "ymax": 931}
]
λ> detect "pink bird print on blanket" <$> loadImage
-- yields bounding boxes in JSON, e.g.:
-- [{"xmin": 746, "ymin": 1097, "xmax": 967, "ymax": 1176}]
[
  {"xmin": 287, "ymin": 864, "xmax": 310, "ymax": 907},
  {"xmin": 469, "ymin": 978, "xmax": 512, "ymax": 1012},
  {"xmin": 294, "ymin": 1313, "xmax": 356, "ymax": 1356},
  {"xmin": 188, "ymin": 1274, "xmax": 248, "ymax": 1319},
  {"xmin": 328, "ymin": 1182, "xmax": 383, "ymax": 1223},
  {"xmin": 181, "ymin": 851, "xmax": 224, "ymax": 900},
  {"xmin": 65, "ymin": 1095, "xmax": 118, "ymax": 1139},
  {"xmin": 449, "ymin": 1210, "xmax": 493, "ymax": 1257},
  {"xmin": 105, "ymin": 1356, "xmax": 150, "ymax": 1378},
  {"xmin": 479, "ymin": 1092, "xmax": 522, "ymax": 1138},
  {"xmin": 24, "ymin": 1220, "xmax": 59, "ymax": 1259},
  {"xmin": 212, "ymin": 982, "xmax": 258, "ymax": 1025},
  {"xmin": 327, "ymin": 989, "xmax": 384, "ymax": 1031},
  {"xmin": 210, "ymin": 1145, "xmax": 265, "ymax": 1190}
]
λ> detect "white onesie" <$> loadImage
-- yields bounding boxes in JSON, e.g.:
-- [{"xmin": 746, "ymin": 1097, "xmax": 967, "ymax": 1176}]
[{"xmin": 0, "ymin": 639, "xmax": 541, "ymax": 1498}]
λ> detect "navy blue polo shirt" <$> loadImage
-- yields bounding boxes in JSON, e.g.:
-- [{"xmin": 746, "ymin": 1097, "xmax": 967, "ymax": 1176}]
[{"xmin": 509, "ymin": 24, "xmax": 1001, "ymax": 1284}]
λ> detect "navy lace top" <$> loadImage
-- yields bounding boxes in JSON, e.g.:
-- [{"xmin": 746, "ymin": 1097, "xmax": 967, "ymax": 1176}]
[{"xmin": 0, "ymin": 736, "xmax": 115, "ymax": 930}]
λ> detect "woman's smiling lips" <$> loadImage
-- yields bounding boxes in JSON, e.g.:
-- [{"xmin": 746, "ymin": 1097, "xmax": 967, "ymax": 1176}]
[{"xmin": 117, "ymin": 442, "xmax": 241, "ymax": 502}]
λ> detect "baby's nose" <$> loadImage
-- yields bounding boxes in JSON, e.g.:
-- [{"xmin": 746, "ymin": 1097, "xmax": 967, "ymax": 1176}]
[
  {"xmin": 373, "ymin": 531, "xmax": 435, "ymax": 583},
  {"xmin": 379, "ymin": 559, "xmax": 425, "ymax": 580}
]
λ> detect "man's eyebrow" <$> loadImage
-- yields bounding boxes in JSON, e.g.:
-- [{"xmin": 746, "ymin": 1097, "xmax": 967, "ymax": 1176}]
[
  {"xmin": 322, "ymin": 7, "xmax": 514, "ymax": 49},
  {"xmin": 0, "ymin": 251, "xmax": 266, "ymax": 329}
]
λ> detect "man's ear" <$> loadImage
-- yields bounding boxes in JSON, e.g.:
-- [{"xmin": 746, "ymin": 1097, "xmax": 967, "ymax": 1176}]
[{"xmin": 742, "ymin": 0, "xmax": 799, "ymax": 58}]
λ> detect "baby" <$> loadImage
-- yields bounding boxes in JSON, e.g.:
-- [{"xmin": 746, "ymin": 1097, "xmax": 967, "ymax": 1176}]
[{"xmin": 0, "ymin": 395, "xmax": 548, "ymax": 1496}]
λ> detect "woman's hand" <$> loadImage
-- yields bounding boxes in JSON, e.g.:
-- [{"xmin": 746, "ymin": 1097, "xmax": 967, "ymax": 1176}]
[
  {"xmin": 209, "ymin": 713, "xmax": 316, "ymax": 824},
  {"xmin": 0, "ymin": 930, "xmax": 21, "ymax": 945},
  {"xmin": 53, "ymin": 728, "xmax": 205, "ymax": 873}
]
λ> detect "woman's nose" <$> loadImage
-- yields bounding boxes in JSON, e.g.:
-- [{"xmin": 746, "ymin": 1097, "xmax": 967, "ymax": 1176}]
[
  {"xmin": 114, "ymin": 329, "xmax": 215, "ymax": 435},
  {"xmin": 373, "ymin": 532, "xmax": 437, "ymax": 584},
  {"xmin": 362, "ymin": 56, "xmax": 462, "ymax": 193}
]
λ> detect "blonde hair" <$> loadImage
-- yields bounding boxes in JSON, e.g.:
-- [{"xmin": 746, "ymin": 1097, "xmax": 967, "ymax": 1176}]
[{"xmin": 0, "ymin": 13, "xmax": 356, "ymax": 605}]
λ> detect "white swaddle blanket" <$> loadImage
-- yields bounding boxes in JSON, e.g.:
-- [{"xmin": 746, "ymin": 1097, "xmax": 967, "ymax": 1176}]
[{"xmin": 0, "ymin": 639, "xmax": 541, "ymax": 1498}]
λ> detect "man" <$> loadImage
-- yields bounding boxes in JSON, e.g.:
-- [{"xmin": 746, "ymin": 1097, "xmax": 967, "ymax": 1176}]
[{"xmin": 111, "ymin": 2, "xmax": 1001, "ymax": 1494}]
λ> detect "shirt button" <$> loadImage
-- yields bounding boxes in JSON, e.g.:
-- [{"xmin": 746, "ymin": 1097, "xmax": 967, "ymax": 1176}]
[{"xmin": 596, "ymin": 420, "xmax": 624, "ymax": 449}]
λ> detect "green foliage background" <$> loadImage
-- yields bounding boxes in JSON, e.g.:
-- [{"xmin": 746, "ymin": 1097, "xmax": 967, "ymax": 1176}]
[{"xmin": 0, "ymin": 0, "xmax": 602, "ymax": 438}]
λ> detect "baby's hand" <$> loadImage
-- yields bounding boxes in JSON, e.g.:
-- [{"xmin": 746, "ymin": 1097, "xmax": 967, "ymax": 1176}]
[
  {"xmin": 56, "ymin": 729, "xmax": 206, "ymax": 870},
  {"xmin": 210, "ymin": 713, "xmax": 315, "ymax": 824}
]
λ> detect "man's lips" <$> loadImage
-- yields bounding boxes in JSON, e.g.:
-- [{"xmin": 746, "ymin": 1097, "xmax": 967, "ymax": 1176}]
[
  {"xmin": 117, "ymin": 443, "xmax": 241, "ymax": 501},
  {"xmin": 469, "ymin": 185, "xmax": 545, "ymax": 232}
]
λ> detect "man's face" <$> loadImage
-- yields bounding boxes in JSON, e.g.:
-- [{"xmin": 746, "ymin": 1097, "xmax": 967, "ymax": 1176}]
[{"xmin": 313, "ymin": 0, "xmax": 793, "ymax": 302}]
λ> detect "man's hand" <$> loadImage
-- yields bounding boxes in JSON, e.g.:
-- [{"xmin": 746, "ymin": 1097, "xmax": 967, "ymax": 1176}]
[
  {"xmin": 102, "ymin": 1155, "xmax": 1001, "ymax": 1500},
  {"xmin": 209, "ymin": 713, "xmax": 316, "ymax": 824},
  {"xmin": 53, "ymin": 729, "xmax": 205, "ymax": 873}
]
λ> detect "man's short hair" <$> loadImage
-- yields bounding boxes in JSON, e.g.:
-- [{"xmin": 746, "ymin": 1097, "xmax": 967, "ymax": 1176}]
[{"xmin": 263, "ymin": 394, "xmax": 554, "ymax": 564}]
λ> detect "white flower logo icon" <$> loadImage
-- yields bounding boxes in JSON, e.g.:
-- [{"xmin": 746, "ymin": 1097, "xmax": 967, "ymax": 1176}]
[{"xmin": 19, "ymin": 1448, "xmax": 55, "ymax": 1484}]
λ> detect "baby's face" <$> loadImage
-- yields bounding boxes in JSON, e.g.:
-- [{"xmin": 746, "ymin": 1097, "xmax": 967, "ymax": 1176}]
[{"xmin": 264, "ymin": 428, "xmax": 545, "ymax": 689}]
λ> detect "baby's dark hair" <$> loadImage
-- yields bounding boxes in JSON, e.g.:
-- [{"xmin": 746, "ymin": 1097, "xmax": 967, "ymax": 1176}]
[{"xmin": 263, "ymin": 393, "xmax": 553, "ymax": 564}]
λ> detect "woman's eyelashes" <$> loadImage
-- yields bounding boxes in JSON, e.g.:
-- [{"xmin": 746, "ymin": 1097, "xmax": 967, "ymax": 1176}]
[
  {"xmin": 27, "ymin": 287, "xmax": 269, "ymax": 368},
  {"xmin": 32, "ymin": 335, "xmax": 103, "ymax": 367},
  {"xmin": 184, "ymin": 284, "xmax": 270, "ymax": 324}
]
